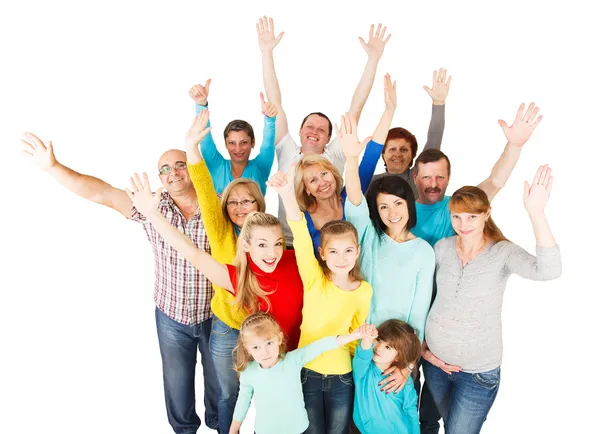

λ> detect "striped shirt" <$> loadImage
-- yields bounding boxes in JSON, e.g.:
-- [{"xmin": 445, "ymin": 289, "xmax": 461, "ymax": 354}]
[{"xmin": 130, "ymin": 191, "xmax": 213, "ymax": 325}]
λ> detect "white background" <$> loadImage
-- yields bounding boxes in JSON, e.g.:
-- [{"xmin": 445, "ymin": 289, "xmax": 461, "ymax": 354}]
[{"xmin": 1, "ymin": 0, "xmax": 597, "ymax": 433}]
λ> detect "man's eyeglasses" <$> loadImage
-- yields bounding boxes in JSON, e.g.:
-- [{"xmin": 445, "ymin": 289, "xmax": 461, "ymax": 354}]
[
  {"xmin": 159, "ymin": 161, "xmax": 187, "ymax": 176},
  {"xmin": 226, "ymin": 199, "xmax": 257, "ymax": 208}
]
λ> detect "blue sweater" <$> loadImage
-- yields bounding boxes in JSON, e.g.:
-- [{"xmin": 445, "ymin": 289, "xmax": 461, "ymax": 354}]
[
  {"xmin": 353, "ymin": 344, "xmax": 419, "ymax": 434},
  {"xmin": 304, "ymin": 139, "xmax": 383, "ymax": 255},
  {"xmin": 413, "ymin": 196, "xmax": 455, "ymax": 247},
  {"xmin": 195, "ymin": 103, "xmax": 276, "ymax": 195}
]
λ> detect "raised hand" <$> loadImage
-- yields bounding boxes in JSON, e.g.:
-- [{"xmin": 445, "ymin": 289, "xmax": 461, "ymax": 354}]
[
  {"xmin": 384, "ymin": 73, "xmax": 397, "ymax": 112},
  {"xmin": 125, "ymin": 172, "xmax": 162, "ymax": 216},
  {"xmin": 188, "ymin": 79, "xmax": 212, "ymax": 106},
  {"xmin": 335, "ymin": 112, "xmax": 372, "ymax": 158},
  {"xmin": 523, "ymin": 164, "xmax": 553, "ymax": 215},
  {"xmin": 498, "ymin": 102, "xmax": 543, "ymax": 147},
  {"xmin": 21, "ymin": 132, "xmax": 57, "ymax": 170},
  {"xmin": 266, "ymin": 165, "xmax": 295, "ymax": 199},
  {"xmin": 423, "ymin": 67, "xmax": 451, "ymax": 105},
  {"xmin": 359, "ymin": 23, "xmax": 391, "ymax": 61},
  {"xmin": 357, "ymin": 323, "xmax": 378, "ymax": 339},
  {"xmin": 184, "ymin": 110, "xmax": 212, "ymax": 152},
  {"xmin": 256, "ymin": 16, "xmax": 284, "ymax": 53},
  {"xmin": 260, "ymin": 92, "xmax": 277, "ymax": 118}
]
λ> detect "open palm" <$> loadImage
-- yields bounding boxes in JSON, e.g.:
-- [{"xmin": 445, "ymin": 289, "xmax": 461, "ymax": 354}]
[
  {"xmin": 359, "ymin": 23, "xmax": 391, "ymax": 61},
  {"xmin": 499, "ymin": 102, "xmax": 543, "ymax": 147},
  {"xmin": 256, "ymin": 16, "xmax": 284, "ymax": 53},
  {"xmin": 523, "ymin": 165, "xmax": 553, "ymax": 215}
]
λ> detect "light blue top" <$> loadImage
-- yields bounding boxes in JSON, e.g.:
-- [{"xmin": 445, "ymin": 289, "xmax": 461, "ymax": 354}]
[
  {"xmin": 345, "ymin": 197, "xmax": 435, "ymax": 340},
  {"xmin": 195, "ymin": 103, "xmax": 276, "ymax": 195},
  {"xmin": 353, "ymin": 344, "xmax": 419, "ymax": 434},
  {"xmin": 412, "ymin": 196, "xmax": 455, "ymax": 247},
  {"xmin": 233, "ymin": 336, "xmax": 338, "ymax": 434}
]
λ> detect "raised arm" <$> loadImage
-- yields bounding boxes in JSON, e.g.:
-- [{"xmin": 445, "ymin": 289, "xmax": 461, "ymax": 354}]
[
  {"xmin": 338, "ymin": 113, "xmax": 373, "ymax": 206},
  {"xmin": 257, "ymin": 16, "xmax": 288, "ymax": 144},
  {"xmin": 422, "ymin": 67, "xmax": 451, "ymax": 152},
  {"xmin": 189, "ymin": 80, "xmax": 225, "ymax": 168},
  {"xmin": 478, "ymin": 102, "xmax": 543, "ymax": 201},
  {"xmin": 350, "ymin": 23, "xmax": 391, "ymax": 122},
  {"xmin": 126, "ymin": 172, "xmax": 233, "ymax": 291},
  {"xmin": 21, "ymin": 133, "xmax": 132, "ymax": 217},
  {"xmin": 251, "ymin": 92, "xmax": 278, "ymax": 173}
]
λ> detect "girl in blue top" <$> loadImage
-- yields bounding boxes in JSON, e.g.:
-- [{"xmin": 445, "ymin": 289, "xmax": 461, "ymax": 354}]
[
  {"xmin": 353, "ymin": 320, "xmax": 421, "ymax": 434},
  {"xmin": 189, "ymin": 79, "xmax": 277, "ymax": 195},
  {"xmin": 293, "ymin": 74, "xmax": 398, "ymax": 255}
]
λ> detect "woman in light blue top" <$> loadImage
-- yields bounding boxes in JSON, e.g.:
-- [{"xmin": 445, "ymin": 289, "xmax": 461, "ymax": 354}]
[
  {"xmin": 189, "ymin": 79, "xmax": 277, "ymax": 195},
  {"xmin": 229, "ymin": 312, "xmax": 367, "ymax": 434}
]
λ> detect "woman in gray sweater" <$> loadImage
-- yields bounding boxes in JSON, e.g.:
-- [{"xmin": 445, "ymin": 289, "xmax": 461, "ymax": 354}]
[{"xmin": 422, "ymin": 164, "xmax": 561, "ymax": 434}]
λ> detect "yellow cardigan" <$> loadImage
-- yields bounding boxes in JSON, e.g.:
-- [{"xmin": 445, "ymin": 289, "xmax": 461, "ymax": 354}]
[{"xmin": 188, "ymin": 160, "xmax": 247, "ymax": 329}]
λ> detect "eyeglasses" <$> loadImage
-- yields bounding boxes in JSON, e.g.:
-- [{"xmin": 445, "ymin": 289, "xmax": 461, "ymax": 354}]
[
  {"xmin": 226, "ymin": 199, "xmax": 257, "ymax": 208},
  {"xmin": 159, "ymin": 161, "xmax": 187, "ymax": 176}
]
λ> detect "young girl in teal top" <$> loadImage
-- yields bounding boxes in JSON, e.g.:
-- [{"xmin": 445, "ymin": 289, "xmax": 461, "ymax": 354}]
[
  {"xmin": 229, "ymin": 313, "xmax": 368, "ymax": 434},
  {"xmin": 353, "ymin": 320, "xmax": 421, "ymax": 434}
]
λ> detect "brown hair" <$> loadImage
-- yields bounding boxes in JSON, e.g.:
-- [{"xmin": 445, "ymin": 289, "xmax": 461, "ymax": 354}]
[
  {"xmin": 300, "ymin": 112, "xmax": 333, "ymax": 137},
  {"xmin": 233, "ymin": 312, "xmax": 287, "ymax": 373},
  {"xmin": 414, "ymin": 149, "xmax": 452, "ymax": 176},
  {"xmin": 294, "ymin": 154, "xmax": 343, "ymax": 212},
  {"xmin": 221, "ymin": 178, "xmax": 266, "ymax": 226},
  {"xmin": 377, "ymin": 319, "xmax": 421, "ymax": 371},
  {"xmin": 317, "ymin": 220, "xmax": 363, "ymax": 283},
  {"xmin": 232, "ymin": 212, "xmax": 283, "ymax": 313},
  {"xmin": 449, "ymin": 186, "xmax": 508, "ymax": 243},
  {"xmin": 223, "ymin": 119, "xmax": 255, "ymax": 144},
  {"xmin": 384, "ymin": 127, "xmax": 418, "ymax": 167}
]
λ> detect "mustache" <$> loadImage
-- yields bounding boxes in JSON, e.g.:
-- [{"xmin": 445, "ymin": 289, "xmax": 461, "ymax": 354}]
[{"xmin": 424, "ymin": 187, "xmax": 441, "ymax": 194}]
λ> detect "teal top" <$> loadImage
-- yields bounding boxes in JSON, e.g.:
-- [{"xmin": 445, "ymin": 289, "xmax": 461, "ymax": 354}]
[
  {"xmin": 233, "ymin": 336, "xmax": 338, "ymax": 434},
  {"xmin": 353, "ymin": 344, "xmax": 419, "ymax": 434},
  {"xmin": 412, "ymin": 196, "xmax": 455, "ymax": 247},
  {"xmin": 345, "ymin": 197, "xmax": 435, "ymax": 340},
  {"xmin": 195, "ymin": 103, "xmax": 276, "ymax": 195}
]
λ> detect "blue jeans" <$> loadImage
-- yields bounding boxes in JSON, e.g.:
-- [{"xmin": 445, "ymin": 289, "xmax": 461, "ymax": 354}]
[
  {"xmin": 209, "ymin": 315, "xmax": 240, "ymax": 434},
  {"xmin": 412, "ymin": 361, "xmax": 441, "ymax": 434},
  {"xmin": 422, "ymin": 360, "xmax": 501, "ymax": 434},
  {"xmin": 301, "ymin": 368, "xmax": 354, "ymax": 434},
  {"xmin": 155, "ymin": 308, "xmax": 220, "ymax": 434}
]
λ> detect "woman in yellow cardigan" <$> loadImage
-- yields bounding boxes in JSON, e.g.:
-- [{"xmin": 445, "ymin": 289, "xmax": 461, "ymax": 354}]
[{"xmin": 185, "ymin": 110, "xmax": 267, "ymax": 434}]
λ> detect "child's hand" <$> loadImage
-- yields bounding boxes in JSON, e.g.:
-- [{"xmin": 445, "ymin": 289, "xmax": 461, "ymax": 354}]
[{"xmin": 356, "ymin": 323, "xmax": 378, "ymax": 339}]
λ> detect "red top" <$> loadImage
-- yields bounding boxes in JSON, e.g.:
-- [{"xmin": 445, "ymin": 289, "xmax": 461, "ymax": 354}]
[{"xmin": 226, "ymin": 251, "xmax": 304, "ymax": 350}]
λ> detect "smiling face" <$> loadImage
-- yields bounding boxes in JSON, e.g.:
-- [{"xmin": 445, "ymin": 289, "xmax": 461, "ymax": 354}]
[
  {"xmin": 243, "ymin": 225, "xmax": 284, "ymax": 273},
  {"xmin": 225, "ymin": 130, "xmax": 254, "ymax": 164},
  {"xmin": 243, "ymin": 331, "xmax": 283, "ymax": 369},
  {"xmin": 318, "ymin": 233, "xmax": 360, "ymax": 277},
  {"xmin": 376, "ymin": 193, "xmax": 410, "ymax": 235},
  {"xmin": 414, "ymin": 159, "xmax": 450, "ymax": 204},
  {"xmin": 450, "ymin": 209, "xmax": 490, "ymax": 240},
  {"xmin": 302, "ymin": 165, "xmax": 337, "ymax": 201},
  {"xmin": 299, "ymin": 114, "xmax": 332, "ymax": 154},
  {"xmin": 157, "ymin": 149, "xmax": 193, "ymax": 195},
  {"xmin": 383, "ymin": 138, "xmax": 413, "ymax": 174},
  {"xmin": 225, "ymin": 185, "xmax": 260, "ymax": 227}
]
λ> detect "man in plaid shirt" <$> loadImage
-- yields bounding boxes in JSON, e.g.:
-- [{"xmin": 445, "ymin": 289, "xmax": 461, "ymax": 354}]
[{"xmin": 21, "ymin": 132, "xmax": 220, "ymax": 434}]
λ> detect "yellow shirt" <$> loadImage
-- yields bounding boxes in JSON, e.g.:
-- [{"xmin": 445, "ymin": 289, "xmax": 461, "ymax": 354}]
[
  {"xmin": 288, "ymin": 217, "xmax": 372, "ymax": 375},
  {"xmin": 188, "ymin": 161, "xmax": 246, "ymax": 329}
]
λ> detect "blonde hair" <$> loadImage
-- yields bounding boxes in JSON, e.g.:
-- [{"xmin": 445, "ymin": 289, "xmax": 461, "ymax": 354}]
[
  {"xmin": 294, "ymin": 155, "xmax": 343, "ymax": 212},
  {"xmin": 318, "ymin": 220, "xmax": 363, "ymax": 282},
  {"xmin": 449, "ymin": 186, "xmax": 508, "ymax": 243},
  {"xmin": 233, "ymin": 312, "xmax": 287, "ymax": 373},
  {"xmin": 377, "ymin": 320, "xmax": 421, "ymax": 371},
  {"xmin": 221, "ymin": 178, "xmax": 266, "ymax": 226},
  {"xmin": 232, "ymin": 212, "xmax": 283, "ymax": 314}
]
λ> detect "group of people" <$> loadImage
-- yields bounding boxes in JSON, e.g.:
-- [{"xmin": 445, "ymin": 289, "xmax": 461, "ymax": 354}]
[{"xmin": 21, "ymin": 16, "xmax": 561, "ymax": 434}]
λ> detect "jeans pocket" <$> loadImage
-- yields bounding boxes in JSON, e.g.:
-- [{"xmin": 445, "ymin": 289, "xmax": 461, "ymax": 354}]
[
  {"xmin": 211, "ymin": 318, "xmax": 232, "ymax": 337},
  {"xmin": 339, "ymin": 372, "xmax": 354, "ymax": 386},
  {"xmin": 473, "ymin": 367, "xmax": 501, "ymax": 390}
]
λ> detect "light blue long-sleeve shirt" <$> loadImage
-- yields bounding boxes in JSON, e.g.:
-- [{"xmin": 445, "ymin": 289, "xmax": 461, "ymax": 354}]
[
  {"xmin": 232, "ymin": 336, "xmax": 338, "ymax": 434},
  {"xmin": 353, "ymin": 343, "xmax": 419, "ymax": 434},
  {"xmin": 195, "ymin": 103, "xmax": 276, "ymax": 195},
  {"xmin": 344, "ymin": 197, "xmax": 435, "ymax": 340}
]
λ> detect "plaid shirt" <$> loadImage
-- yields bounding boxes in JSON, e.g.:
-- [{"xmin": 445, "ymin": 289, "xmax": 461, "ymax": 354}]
[{"xmin": 130, "ymin": 191, "xmax": 213, "ymax": 325}]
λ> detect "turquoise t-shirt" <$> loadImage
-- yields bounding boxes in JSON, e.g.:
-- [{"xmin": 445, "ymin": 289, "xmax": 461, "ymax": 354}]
[
  {"xmin": 233, "ymin": 336, "xmax": 338, "ymax": 434},
  {"xmin": 345, "ymin": 197, "xmax": 435, "ymax": 340},
  {"xmin": 353, "ymin": 344, "xmax": 419, "ymax": 434},
  {"xmin": 413, "ymin": 196, "xmax": 455, "ymax": 247}
]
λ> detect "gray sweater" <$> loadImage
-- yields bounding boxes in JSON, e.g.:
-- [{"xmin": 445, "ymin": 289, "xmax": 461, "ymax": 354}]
[
  {"xmin": 425, "ymin": 237, "xmax": 562, "ymax": 373},
  {"xmin": 369, "ymin": 104, "xmax": 445, "ymax": 199}
]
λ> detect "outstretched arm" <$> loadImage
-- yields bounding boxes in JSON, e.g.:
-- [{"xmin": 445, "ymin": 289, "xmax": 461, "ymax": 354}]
[
  {"xmin": 478, "ymin": 102, "xmax": 543, "ymax": 201},
  {"xmin": 523, "ymin": 165, "xmax": 557, "ymax": 248},
  {"xmin": 257, "ymin": 16, "xmax": 288, "ymax": 145},
  {"xmin": 21, "ymin": 133, "xmax": 132, "ymax": 217},
  {"xmin": 422, "ymin": 67, "xmax": 451, "ymax": 152},
  {"xmin": 350, "ymin": 23, "xmax": 391, "ymax": 123},
  {"xmin": 252, "ymin": 92, "xmax": 278, "ymax": 174},
  {"xmin": 189, "ymin": 80, "xmax": 225, "ymax": 168},
  {"xmin": 126, "ymin": 172, "xmax": 233, "ymax": 291},
  {"xmin": 339, "ymin": 113, "xmax": 374, "ymax": 206}
]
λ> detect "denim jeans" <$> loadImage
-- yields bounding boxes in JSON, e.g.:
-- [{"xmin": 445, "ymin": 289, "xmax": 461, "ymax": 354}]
[
  {"xmin": 411, "ymin": 361, "xmax": 441, "ymax": 434},
  {"xmin": 209, "ymin": 315, "xmax": 240, "ymax": 434},
  {"xmin": 301, "ymin": 368, "xmax": 354, "ymax": 434},
  {"xmin": 422, "ymin": 360, "xmax": 501, "ymax": 434},
  {"xmin": 155, "ymin": 308, "xmax": 220, "ymax": 434}
]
